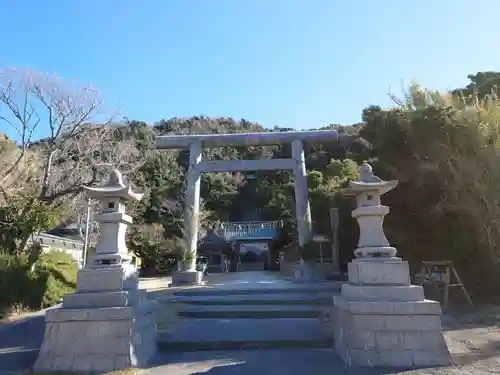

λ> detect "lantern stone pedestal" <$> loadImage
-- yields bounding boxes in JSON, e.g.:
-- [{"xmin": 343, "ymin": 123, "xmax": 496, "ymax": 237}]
[
  {"xmin": 333, "ymin": 164, "xmax": 451, "ymax": 368},
  {"xmin": 170, "ymin": 270, "xmax": 203, "ymax": 286},
  {"xmin": 33, "ymin": 170, "xmax": 157, "ymax": 373}
]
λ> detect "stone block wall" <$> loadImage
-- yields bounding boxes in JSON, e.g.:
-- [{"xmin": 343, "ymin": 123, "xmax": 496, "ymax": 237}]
[
  {"xmin": 34, "ymin": 266, "xmax": 157, "ymax": 372},
  {"xmin": 333, "ymin": 298, "xmax": 450, "ymax": 367}
]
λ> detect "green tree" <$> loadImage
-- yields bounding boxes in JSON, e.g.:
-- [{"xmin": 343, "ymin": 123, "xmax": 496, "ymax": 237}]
[
  {"xmin": 0, "ymin": 194, "xmax": 59, "ymax": 256},
  {"xmin": 452, "ymin": 71, "xmax": 500, "ymax": 100},
  {"xmin": 360, "ymin": 81, "xmax": 500, "ymax": 300}
]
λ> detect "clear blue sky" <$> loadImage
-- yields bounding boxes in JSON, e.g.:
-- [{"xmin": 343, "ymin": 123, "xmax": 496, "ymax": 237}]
[{"xmin": 1, "ymin": 0, "xmax": 499, "ymax": 136}]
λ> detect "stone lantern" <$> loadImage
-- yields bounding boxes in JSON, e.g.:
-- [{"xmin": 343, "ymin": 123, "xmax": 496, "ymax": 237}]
[
  {"xmin": 344, "ymin": 163, "xmax": 398, "ymax": 259},
  {"xmin": 34, "ymin": 169, "xmax": 157, "ymax": 373},
  {"xmin": 83, "ymin": 169, "xmax": 142, "ymax": 267},
  {"xmin": 332, "ymin": 163, "xmax": 450, "ymax": 368}
]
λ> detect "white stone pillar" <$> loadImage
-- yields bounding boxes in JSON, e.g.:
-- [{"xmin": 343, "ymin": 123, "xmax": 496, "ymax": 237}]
[
  {"xmin": 184, "ymin": 141, "xmax": 202, "ymax": 271},
  {"xmin": 291, "ymin": 140, "xmax": 312, "ymax": 246}
]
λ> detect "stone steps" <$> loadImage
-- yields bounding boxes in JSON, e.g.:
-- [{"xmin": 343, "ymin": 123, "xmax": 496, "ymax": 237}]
[
  {"xmin": 157, "ymin": 290, "xmax": 336, "ymax": 351},
  {"xmin": 157, "ymin": 277, "xmax": 339, "ymax": 352},
  {"xmin": 156, "ymin": 318, "xmax": 333, "ymax": 351},
  {"xmin": 173, "ymin": 282, "xmax": 343, "ymax": 297},
  {"xmin": 178, "ymin": 304, "xmax": 323, "ymax": 319},
  {"xmin": 172, "ymin": 292, "xmax": 335, "ymax": 306}
]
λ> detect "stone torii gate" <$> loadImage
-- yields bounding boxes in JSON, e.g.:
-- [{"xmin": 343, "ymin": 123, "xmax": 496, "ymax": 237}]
[{"xmin": 155, "ymin": 130, "xmax": 338, "ymax": 283}]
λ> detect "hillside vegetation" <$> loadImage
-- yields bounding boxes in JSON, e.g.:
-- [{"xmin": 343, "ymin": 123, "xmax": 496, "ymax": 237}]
[{"xmin": 2, "ymin": 68, "xmax": 500, "ymax": 302}]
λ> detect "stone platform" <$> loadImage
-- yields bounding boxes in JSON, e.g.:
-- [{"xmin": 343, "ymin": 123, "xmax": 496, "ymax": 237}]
[
  {"xmin": 333, "ymin": 259, "xmax": 451, "ymax": 367},
  {"xmin": 33, "ymin": 265, "xmax": 157, "ymax": 373},
  {"xmin": 170, "ymin": 270, "xmax": 203, "ymax": 286}
]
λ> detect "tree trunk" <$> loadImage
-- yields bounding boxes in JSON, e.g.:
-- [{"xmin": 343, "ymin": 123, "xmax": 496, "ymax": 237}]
[
  {"xmin": 15, "ymin": 196, "xmax": 38, "ymax": 256},
  {"xmin": 40, "ymin": 151, "xmax": 56, "ymax": 199},
  {"xmin": 28, "ymin": 240, "xmax": 43, "ymax": 272}
]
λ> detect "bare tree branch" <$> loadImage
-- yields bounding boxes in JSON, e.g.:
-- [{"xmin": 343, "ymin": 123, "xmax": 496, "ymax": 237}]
[{"xmin": 0, "ymin": 68, "xmax": 142, "ymax": 204}]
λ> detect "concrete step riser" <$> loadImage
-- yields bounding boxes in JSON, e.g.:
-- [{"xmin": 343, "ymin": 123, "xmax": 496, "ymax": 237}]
[
  {"xmin": 175, "ymin": 299, "xmax": 332, "ymax": 306},
  {"xmin": 156, "ymin": 339, "xmax": 333, "ymax": 352},
  {"xmin": 174, "ymin": 287, "xmax": 341, "ymax": 297},
  {"xmin": 178, "ymin": 310, "xmax": 322, "ymax": 319}
]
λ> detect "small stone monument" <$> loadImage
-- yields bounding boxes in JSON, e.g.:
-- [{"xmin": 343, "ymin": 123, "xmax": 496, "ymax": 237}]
[
  {"xmin": 333, "ymin": 163, "xmax": 451, "ymax": 368},
  {"xmin": 34, "ymin": 170, "xmax": 157, "ymax": 373}
]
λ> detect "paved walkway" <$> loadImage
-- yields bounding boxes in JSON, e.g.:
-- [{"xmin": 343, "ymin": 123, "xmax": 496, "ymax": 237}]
[
  {"xmin": 146, "ymin": 271, "xmax": 362, "ymax": 374},
  {"xmin": 146, "ymin": 349, "xmax": 388, "ymax": 375},
  {"xmin": 2, "ymin": 271, "xmax": 499, "ymax": 374},
  {"xmin": 0, "ymin": 310, "xmax": 47, "ymax": 373}
]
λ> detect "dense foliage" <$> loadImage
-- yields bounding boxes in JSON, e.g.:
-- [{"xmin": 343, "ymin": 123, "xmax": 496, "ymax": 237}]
[
  {"xmin": 361, "ymin": 77, "xmax": 500, "ymax": 299},
  {"xmin": 0, "ymin": 194, "xmax": 61, "ymax": 255},
  {"xmin": 2, "ymin": 69, "xmax": 500, "ymax": 304}
]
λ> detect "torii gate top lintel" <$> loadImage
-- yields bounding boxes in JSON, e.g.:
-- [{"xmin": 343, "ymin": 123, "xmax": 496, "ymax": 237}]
[{"xmin": 155, "ymin": 129, "xmax": 338, "ymax": 149}]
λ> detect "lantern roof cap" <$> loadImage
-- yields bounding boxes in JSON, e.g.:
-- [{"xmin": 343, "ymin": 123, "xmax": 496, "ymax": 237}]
[
  {"xmin": 83, "ymin": 169, "xmax": 143, "ymax": 201},
  {"xmin": 344, "ymin": 163, "xmax": 398, "ymax": 196}
]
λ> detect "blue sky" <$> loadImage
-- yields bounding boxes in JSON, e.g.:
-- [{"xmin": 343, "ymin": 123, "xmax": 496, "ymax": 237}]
[{"xmin": 1, "ymin": 0, "xmax": 499, "ymax": 139}]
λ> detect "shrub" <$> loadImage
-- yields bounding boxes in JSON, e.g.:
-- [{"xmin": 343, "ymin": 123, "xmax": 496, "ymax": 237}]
[
  {"xmin": 35, "ymin": 250, "xmax": 78, "ymax": 307},
  {"xmin": 360, "ymin": 84, "xmax": 500, "ymax": 301},
  {"xmin": 0, "ymin": 250, "xmax": 77, "ymax": 318},
  {"xmin": 0, "ymin": 195, "xmax": 60, "ymax": 256}
]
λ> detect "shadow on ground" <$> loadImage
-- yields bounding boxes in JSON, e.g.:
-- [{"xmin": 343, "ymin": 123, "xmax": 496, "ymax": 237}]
[
  {"xmin": 0, "ymin": 314, "xmax": 45, "ymax": 371},
  {"xmin": 145, "ymin": 349, "xmax": 437, "ymax": 375}
]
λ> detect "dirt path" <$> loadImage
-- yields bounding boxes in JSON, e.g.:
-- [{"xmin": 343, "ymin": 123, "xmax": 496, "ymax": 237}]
[{"xmin": 412, "ymin": 309, "xmax": 500, "ymax": 375}]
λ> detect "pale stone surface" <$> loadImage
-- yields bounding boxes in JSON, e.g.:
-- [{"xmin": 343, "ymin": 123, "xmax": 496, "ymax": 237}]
[
  {"xmin": 184, "ymin": 141, "xmax": 202, "ymax": 272},
  {"xmin": 335, "ymin": 163, "xmax": 451, "ymax": 368},
  {"xmin": 333, "ymin": 299, "xmax": 451, "ymax": 367},
  {"xmin": 33, "ymin": 170, "xmax": 157, "ymax": 373},
  {"xmin": 332, "ymin": 298, "xmax": 442, "ymax": 315},
  {"xmin": 76, "ymin": 266, "xmax": 138, "ymax": 291},
  {"xmin": 334, "ymin": 266, "xmax": 451, "ymax": 367},
  {"xmin": 348, "ymin": 258, "xmax": 410, "ymax": 285},
  {"xmin": 63, "ymin": 290, "xmax": 133, "ymax": 308},
  {"xmin": 33, "ymin": 265, "xmax": 157, "ymax": 372},
  {"xmin": 291, "ymin": 139, "xmax": 312, "ymax": 247},
  {"xmin": 171, "ymin": 270, "xmax": 203, "ymax": 286},
  {"xmin": 341, "ymin": 284, "xmax": 425, "ymax": 302},
  {"xmin": 155, "ymin": 129, "xmax": 338, "ymax": 149},
  {"xmin": 197, "ymin": 158, "xmax": 295, "ymax": 173},
  {"xmin": 344, "ymin": 163, "xmax": 398, "ymax": 259},
  {"xmin": 82, "ymin": 169, "xmax": 142, "ymax": 267}
]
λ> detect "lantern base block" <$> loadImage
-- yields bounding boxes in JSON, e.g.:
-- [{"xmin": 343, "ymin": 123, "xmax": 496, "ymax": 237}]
[
  {"xmin": 34, "ymin": 264, "xmax": 157, "ymax": 372},
  {"xmin": 170, "ymin": 270, "xmax": 204, "ymax": 286},
  {"xmin": 333, "ymin": 258, "xmax": 451, "ymax": 368},
  {"xmin": 354, "ymin": 246, "xmax": 397, "ymax": 258},
  {"xmin": 348, "ymin": 258, "xmax": 410, "ymax": 285}
]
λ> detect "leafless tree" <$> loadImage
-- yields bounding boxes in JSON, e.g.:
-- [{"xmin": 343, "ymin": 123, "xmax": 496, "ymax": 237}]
[{"xmin": 0, "ymin": 68, "xmax": 141, "ymax": 207}]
